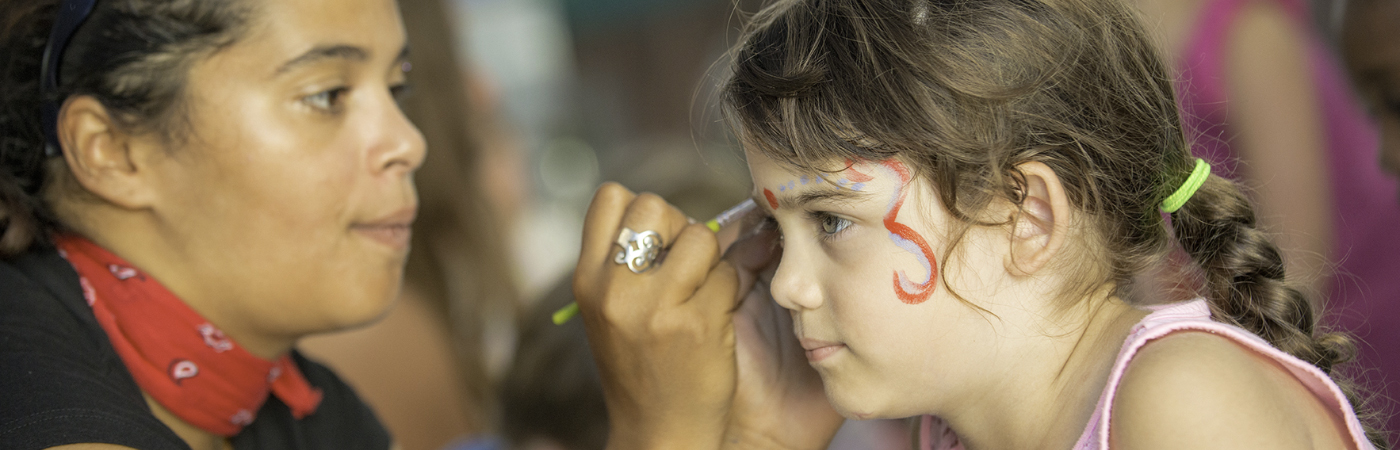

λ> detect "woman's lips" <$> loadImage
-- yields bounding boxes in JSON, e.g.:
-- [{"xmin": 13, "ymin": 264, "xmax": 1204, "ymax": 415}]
[
  {"xmin": 352, "ymin": 224, "xmax": 412, "ymax": 250},
  {"xmin": 352, "ymin": 207, "xmax": 416, "ymax": 250},
  {"xmin": 800, "ymin": 338, "xmax": 846, "ymax": 363}
]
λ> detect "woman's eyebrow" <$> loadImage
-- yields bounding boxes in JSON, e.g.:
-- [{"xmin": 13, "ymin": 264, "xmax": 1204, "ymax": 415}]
[{"xmin": 276, "ymin": 44, "xmax": 410, "ymax": 75}]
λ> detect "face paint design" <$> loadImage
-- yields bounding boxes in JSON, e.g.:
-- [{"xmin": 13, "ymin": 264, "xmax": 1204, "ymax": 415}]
[
  {"xmin": 758, "ymin": 158, "xmax": 937, "ymax": 304},
  {"xmin": 765, "ymin": 165, "xmax": 874, "ymax": 211},
  {"xmin": 850, "ymin": 160, "xmax": 938, "ymax": 305}
]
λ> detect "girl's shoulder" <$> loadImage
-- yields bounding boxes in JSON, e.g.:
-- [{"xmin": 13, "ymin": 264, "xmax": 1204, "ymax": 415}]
[
  {"xmin": 1092, "ymin": 298, "xmax": 1370, "ymax": 450},
  {"xmin": 1111, "ymin": 329, "xmax": 1353, "ymax": 449}
]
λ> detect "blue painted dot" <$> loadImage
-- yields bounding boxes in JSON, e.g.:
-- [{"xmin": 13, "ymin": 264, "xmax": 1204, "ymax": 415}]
[
  {"xmin": 800, "ymin": 175, "xmax": 809, "ymax": 185},
  {"xmin": 838, "ymin": 178, "xmax": 849, "ymax": 186},
  {"xmin": 778, "ymin": 184, "xmax": 786, "ymax": 192},
  {"xmin": 852, "ymin": 183, "xmax": 865, "ymax": 191},
  {"xmin": 788, "ymin": 181, "xmax": 796, "ymax": 190}
]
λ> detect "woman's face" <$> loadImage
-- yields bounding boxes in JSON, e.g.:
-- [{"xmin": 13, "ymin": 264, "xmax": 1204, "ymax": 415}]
[
  {"xmin": 142, "ymin": 0, "xmax": 424, "ymax": 345},
  {"xmin": 746, "ymin": 150, "xmax": 1013, "ymax": 420}
]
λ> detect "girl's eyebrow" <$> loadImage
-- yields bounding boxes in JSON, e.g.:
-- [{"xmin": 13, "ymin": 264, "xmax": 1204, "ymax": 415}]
[{"xmin": 751, "ymin": 186, "xmax": 872, "ymax": 210}]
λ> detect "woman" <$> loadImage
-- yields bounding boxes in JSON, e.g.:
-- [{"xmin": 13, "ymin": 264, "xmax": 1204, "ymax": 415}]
[
  {"xmin": 1, "ymin": 0, "xmax": 422, "ymax": 448},
  {"xmin": 1, "ymin": 0, "xmax": 821, "ymax": 448},
  {"xmin": 295, "ymin": 0, "xmax": 523, "ymax": 448}
]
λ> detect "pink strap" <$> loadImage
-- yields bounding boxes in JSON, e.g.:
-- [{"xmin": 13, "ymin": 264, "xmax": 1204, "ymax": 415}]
[
  {"xmin": 1076, "ymin": 299, "xmax": 1374, "ymax": 449},
  {"xmin": 918, "ymin": 415, "xmax": 963, "ymax": 450}
]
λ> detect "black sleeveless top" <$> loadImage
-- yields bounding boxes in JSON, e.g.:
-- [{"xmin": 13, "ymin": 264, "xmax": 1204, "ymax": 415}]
[{"xmin": 0, "ymin": 246, "xmax": 392, "ymax": 450}]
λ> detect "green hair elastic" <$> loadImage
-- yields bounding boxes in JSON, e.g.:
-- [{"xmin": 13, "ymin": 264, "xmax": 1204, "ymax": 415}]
[{"xmin": 1160, "ymin": 158, "xmax": 1211, "ymax": 213}]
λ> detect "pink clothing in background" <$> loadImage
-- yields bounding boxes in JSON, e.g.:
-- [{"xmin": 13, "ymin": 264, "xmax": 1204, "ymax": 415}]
[
  {"xmin": 918, "ymin": 299, "xmax": 1377, "ymax": 450},
  {"xmin": 1174, "ymin": 0, "xmax": 1400, "ymax": 435}
]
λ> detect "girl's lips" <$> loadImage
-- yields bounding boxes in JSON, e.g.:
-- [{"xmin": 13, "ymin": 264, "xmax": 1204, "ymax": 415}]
[{"xmin": 800, "ymin": 338, "xmax": 846, "ymax": 363}]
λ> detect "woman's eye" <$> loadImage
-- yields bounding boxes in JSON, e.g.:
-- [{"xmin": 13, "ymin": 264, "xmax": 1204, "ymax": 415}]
[
  {"xmin": 1386, "ymin": 96, "xmax": 1400, "ymax": 117},
  {"xmin": 819, "ymin": 213, "xmax": 851, "ymax": 236},
  {"xmin": 304, "ymin": 87, "xmax": 349, "ymax": 112},
  {"xmin": 390, "ymin": 83, "xmax": 413, "ymax": 103}
]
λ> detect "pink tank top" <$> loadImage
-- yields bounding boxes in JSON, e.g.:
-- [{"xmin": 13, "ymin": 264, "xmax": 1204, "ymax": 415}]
[{"xmin": 917, "ymin": 299, "xmax": 1376, "ymax": 450}]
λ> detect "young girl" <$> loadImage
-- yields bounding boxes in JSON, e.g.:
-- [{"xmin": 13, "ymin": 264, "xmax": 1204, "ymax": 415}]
[{"xmin": 716, "ymin": 0, "xmax": 1388, "ymax": 448}]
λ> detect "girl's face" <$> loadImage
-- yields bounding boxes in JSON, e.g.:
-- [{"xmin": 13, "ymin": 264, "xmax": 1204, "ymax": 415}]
[
  {"xmin": 746, "ymin": 149, "xmax": 1014, "ymax": 419},
  {"xmin": 140, "ymin": 0, "xmax": 424, "ymax": 348}
]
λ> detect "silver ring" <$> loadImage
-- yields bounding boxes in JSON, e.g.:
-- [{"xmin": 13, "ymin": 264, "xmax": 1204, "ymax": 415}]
[{"xmin": 613, "ymin": 227, "xmax": 663, "ymax": 273}]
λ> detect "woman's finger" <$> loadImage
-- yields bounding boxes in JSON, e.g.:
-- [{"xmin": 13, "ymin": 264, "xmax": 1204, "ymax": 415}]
[
  {"xmin": 653, "ymin": 222, "xmax": 723, "ymax": 305},
  {"xmin": 577, "ymin": 183, "xmax": 637, "ymax": 291},
  {"xmin": 609, "ymin": 192, "xmax": 692, "ymax": 277},
  {"xmin": 686, "ymin": 259, "xmax": 741, "ymax": 317},
  {"xmin": 724, "ymin": 225, "xmax": 781, "ymax": 310}
]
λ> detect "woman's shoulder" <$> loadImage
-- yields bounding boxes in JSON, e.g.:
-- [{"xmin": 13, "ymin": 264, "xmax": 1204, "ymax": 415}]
[
  {"xmin": 0, "ymin": 249, "xmax": 187, "ymax": 449},
  {"xmin": 1109, "ymin": 329, "xmax": 1355, "ymax": 449}
]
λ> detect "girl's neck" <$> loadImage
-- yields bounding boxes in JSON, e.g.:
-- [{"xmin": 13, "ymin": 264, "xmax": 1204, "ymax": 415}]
[{"xmin": 943, "ymin": 291, "xmax": 1148, "ymax": 450}]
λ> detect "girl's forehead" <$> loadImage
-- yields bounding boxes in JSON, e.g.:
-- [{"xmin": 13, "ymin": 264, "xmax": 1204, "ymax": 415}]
[
  {"xmin": 748, "ymin": 155, "xmax": 890, "ymax": 210},
  {"xmin": 747, "ymin": 150, "xmax": 880, "ymax": 178}
]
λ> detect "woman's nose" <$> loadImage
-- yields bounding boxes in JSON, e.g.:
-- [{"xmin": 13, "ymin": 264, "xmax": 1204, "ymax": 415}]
[{"xmin": 369, "ymin": 94, "xmax": 427, "ymax": 175}]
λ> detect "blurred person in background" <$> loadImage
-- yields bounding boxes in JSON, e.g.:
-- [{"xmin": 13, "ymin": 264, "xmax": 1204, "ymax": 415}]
[
  {"xmin": 298, "ymin": 0, "xmax": 523, "ymax": 449},
  {"xmin": 1131, "ymin": 0, "xmax": 1400, "ymax": 437},
  {"xmin": 497, "ymin": 277, "xmax": 608, "ymax": 450},
  {"xmin": 1340, "ymin": 0, "xmax": 1400, "ymax": 438},
  {"xmin": 1342, "ymin": 0, "xmax": 1400, "ymax": 179}
]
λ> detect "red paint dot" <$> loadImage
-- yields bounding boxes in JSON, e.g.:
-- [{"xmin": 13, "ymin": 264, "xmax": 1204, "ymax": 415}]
[
  {"xmin": 843, "ymin": 158, "xmax": 875, "ymax": 182},
  {"xmin": 764, "ymin": 188, "xmax": 779, "ymax": 210}
]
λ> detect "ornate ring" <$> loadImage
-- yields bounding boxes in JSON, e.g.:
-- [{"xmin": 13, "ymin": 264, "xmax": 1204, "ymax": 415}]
[{"xmin": 613, "ymin": 227, "xmax": 664, "ymax": 273}]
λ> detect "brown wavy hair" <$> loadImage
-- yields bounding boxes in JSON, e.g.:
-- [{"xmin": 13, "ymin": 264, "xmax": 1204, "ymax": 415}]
[
  {"xmin": 0, "ymin": 0, "xmax": 250, "ymax": 256},
  {"xmin": 722, "ymin": 0, "xmax": 1387, "ymax": 446}
]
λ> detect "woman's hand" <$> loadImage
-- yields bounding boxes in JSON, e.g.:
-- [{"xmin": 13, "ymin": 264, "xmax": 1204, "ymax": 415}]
[{"xmin": 573, "ymin": 183, "xmax": 743, "ymax": 450}]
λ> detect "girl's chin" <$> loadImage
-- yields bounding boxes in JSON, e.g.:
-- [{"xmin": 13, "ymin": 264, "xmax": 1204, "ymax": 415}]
[{"xmin": 827, "ymin": 388, "xmax": 889, "ymax": 420}]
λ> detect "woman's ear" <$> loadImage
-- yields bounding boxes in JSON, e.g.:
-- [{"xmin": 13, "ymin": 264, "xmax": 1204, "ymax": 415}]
[
  {"xmin": 57, "ymin": 96, "xmax": 162, "ymax": 209},
  {"xmin": 1005, "ymin": 161, "xmax": 1072, "ymax": 276}
]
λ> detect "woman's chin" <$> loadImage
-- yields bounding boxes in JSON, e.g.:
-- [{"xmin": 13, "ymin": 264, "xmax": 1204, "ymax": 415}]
[{"xmin": 310, "ymin": 278, "xmax": 403, "ymax": 334}]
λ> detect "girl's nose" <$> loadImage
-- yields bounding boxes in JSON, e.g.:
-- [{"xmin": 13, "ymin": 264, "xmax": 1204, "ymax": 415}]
[{"xmin": 769, "ymin": 243, "xmax": 823, "ymax": 312}]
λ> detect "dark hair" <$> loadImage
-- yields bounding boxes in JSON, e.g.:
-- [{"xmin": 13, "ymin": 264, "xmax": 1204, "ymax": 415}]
[
  {"xmin": 395, "ymin": 0, "xmax": 522, "ymax": 432},
  {"xmin": 0, "ymin": 0, "xmax": 249, "ymax": 257},
  {"xmin": 500, "ymin": 277, "xmax": 608, "ymax": 450},
  {"xmin": 722, "ymin": 0, "xmax": 1387, "ymax": 446}
]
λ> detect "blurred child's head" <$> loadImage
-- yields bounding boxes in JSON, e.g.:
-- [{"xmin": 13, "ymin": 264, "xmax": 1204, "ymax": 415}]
[{"xmin": 722, "ymin": 0, "xmax": 1349, "ymax": 421}]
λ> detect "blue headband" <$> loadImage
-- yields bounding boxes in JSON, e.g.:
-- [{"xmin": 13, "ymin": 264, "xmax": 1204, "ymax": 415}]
[{"xmin": 40, "ymin": 0, "xmax": 98, "ymax": 158}]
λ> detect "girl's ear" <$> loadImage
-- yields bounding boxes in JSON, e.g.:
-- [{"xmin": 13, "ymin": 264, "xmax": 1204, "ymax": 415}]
[
  {"xmin": 57, "ymin": 95, "xmax": 163, "ymax": 209},
  {"xmin": 1005, "ymin": 161, "xmax": 1071, "ymax": 276}
]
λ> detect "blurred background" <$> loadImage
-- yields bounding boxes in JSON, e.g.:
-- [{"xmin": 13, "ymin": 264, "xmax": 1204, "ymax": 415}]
[{"xmin": 297, "ymin": 0, "xmax": 1400, "ymax": 448}]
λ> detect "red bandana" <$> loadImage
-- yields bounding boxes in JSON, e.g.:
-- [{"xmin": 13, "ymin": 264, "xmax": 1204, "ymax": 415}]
[{"xmin": 54, "ymin": 234, "xmax": 323, "ymax": 437}]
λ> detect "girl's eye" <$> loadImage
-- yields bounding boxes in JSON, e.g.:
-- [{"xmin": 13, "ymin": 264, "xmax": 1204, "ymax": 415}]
[
  {"xmin": 305, "ymin": 87, "xmax": 349, "ymax": 112},
  {"xmin": 818, "ymin": 213, "xmax": 852, "ymax": 236}
]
